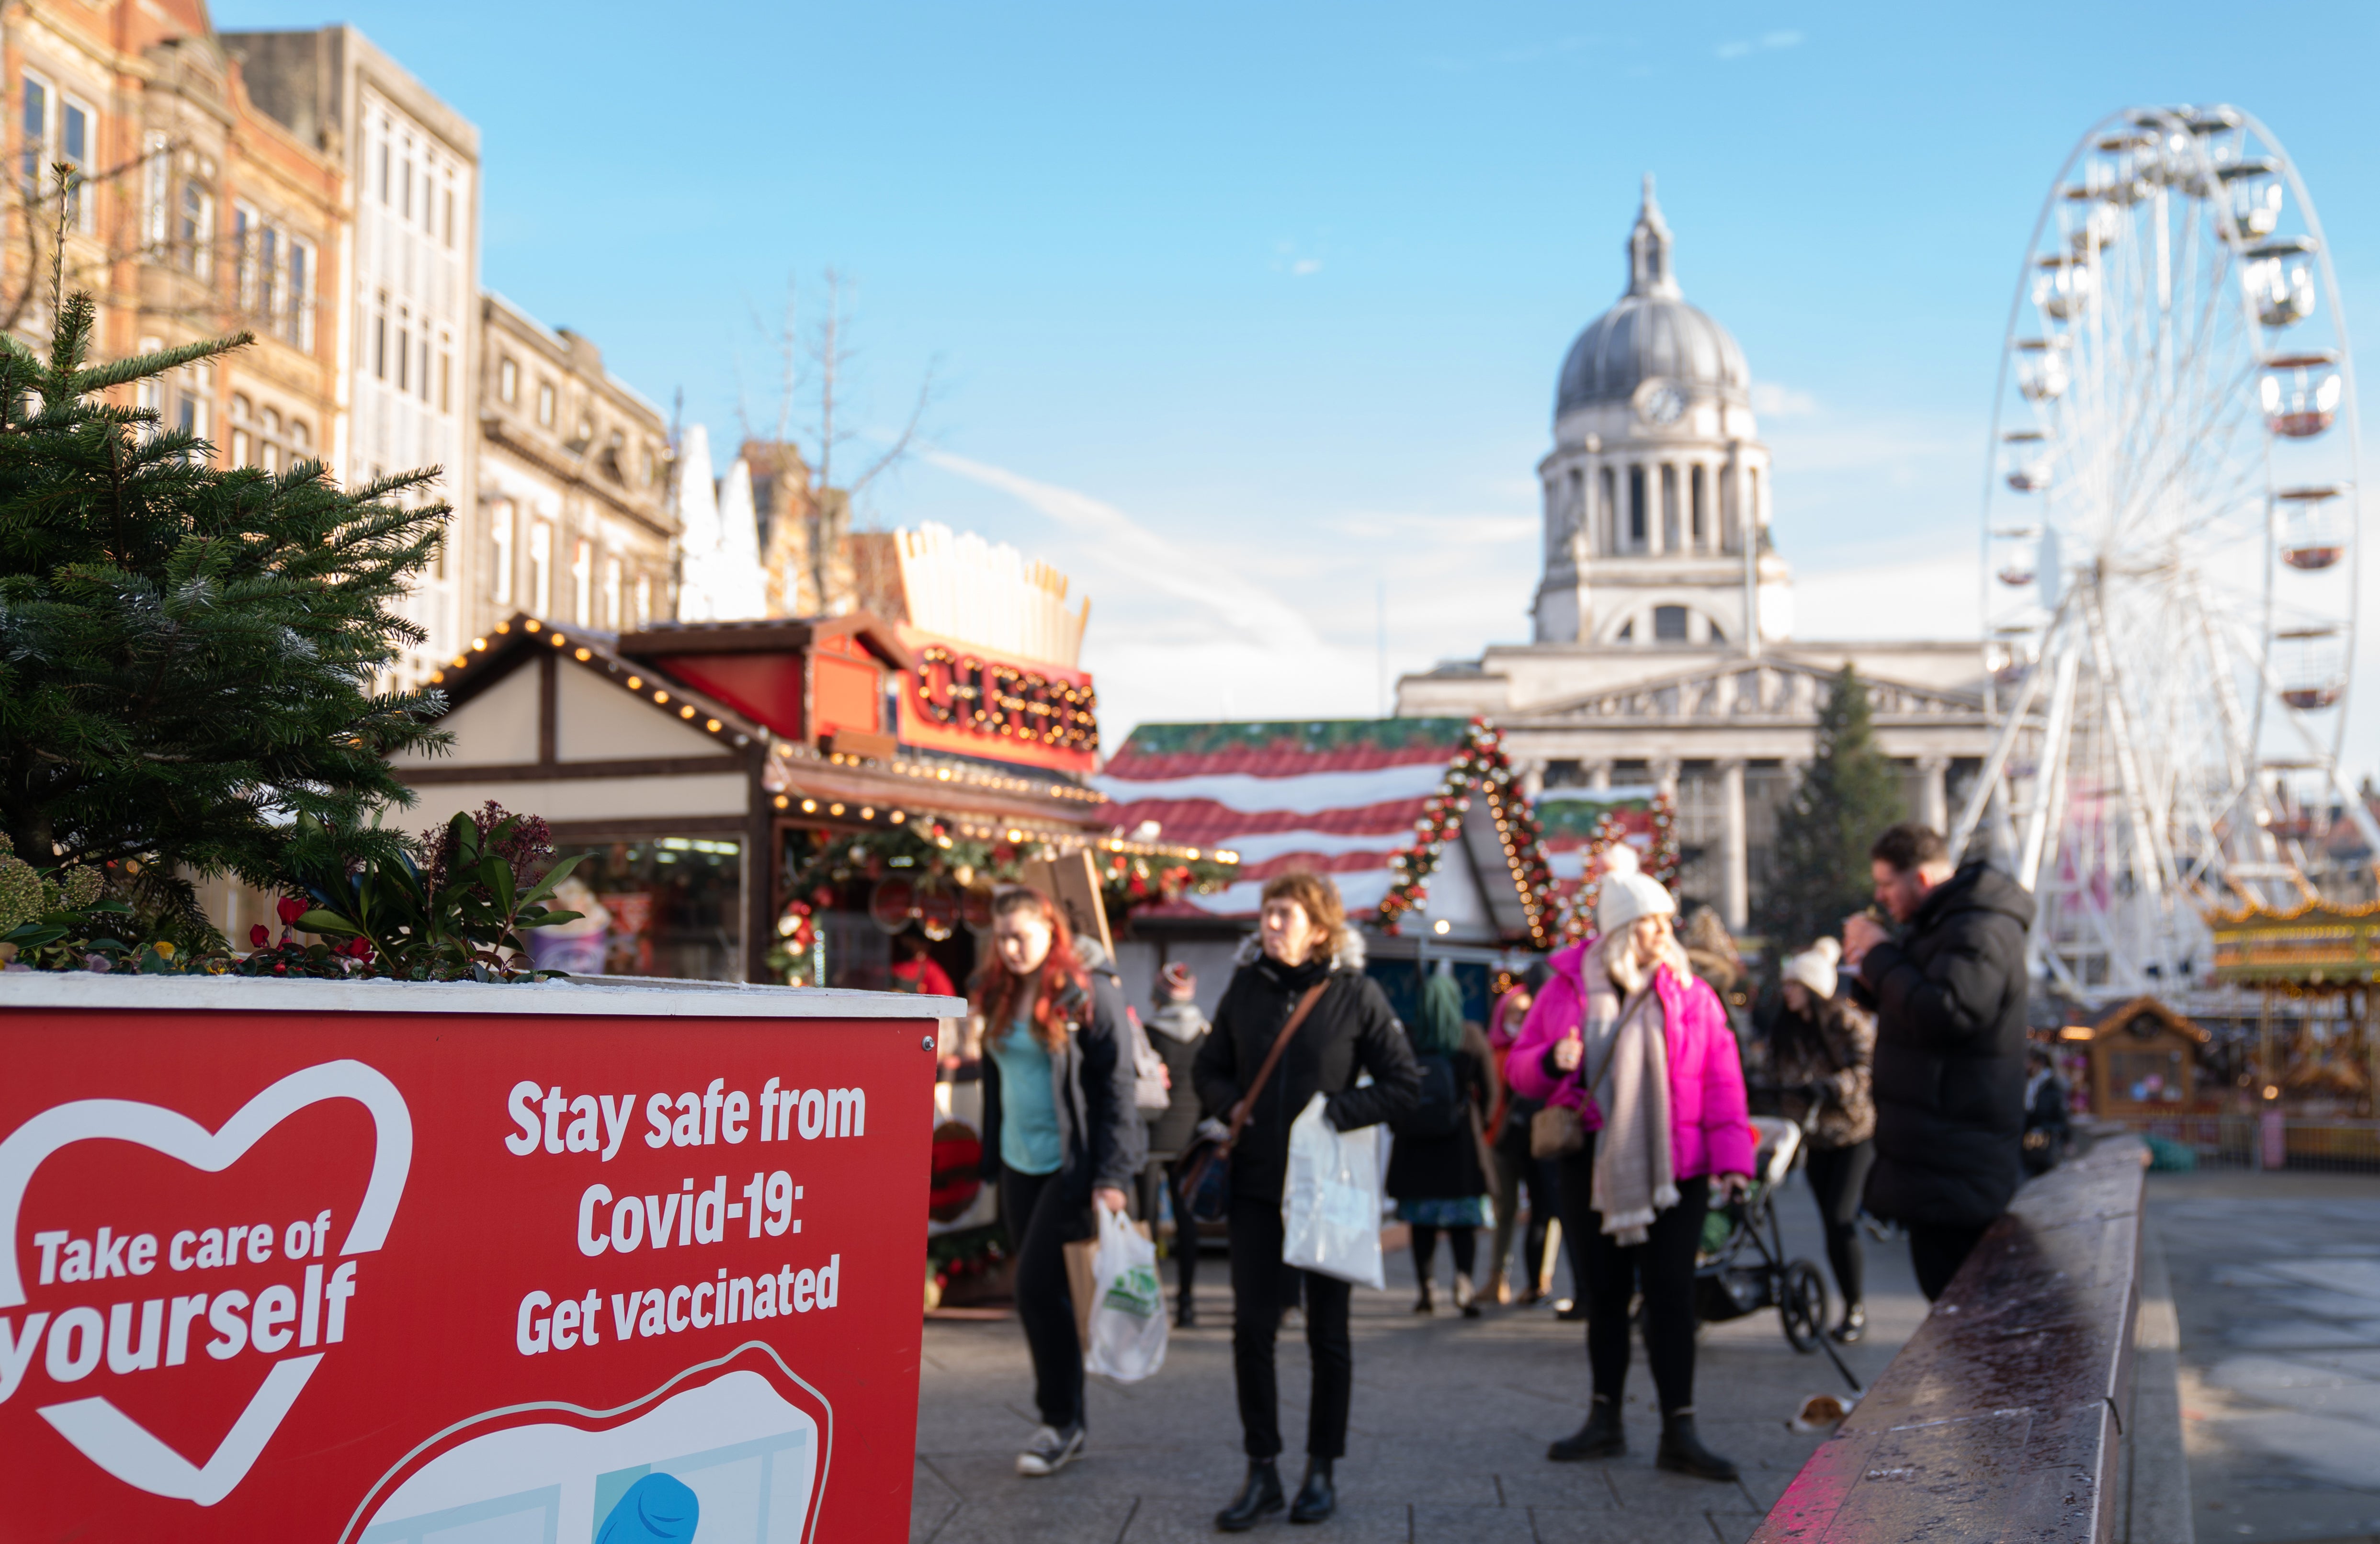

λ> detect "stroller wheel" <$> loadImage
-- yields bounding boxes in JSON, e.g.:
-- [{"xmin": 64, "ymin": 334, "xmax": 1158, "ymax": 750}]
[{"xmin": 1780, "ymin": 1261, "xmax": 1828, "ymax": 1354}]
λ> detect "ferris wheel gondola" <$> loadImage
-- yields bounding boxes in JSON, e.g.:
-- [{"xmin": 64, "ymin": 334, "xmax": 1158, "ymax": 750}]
[{"xmin": 1955, "ymin": 104, "xmax": 2380, "ymax": 1003}]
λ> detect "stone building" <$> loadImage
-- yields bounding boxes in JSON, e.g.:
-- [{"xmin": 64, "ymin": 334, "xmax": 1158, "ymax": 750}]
[
  {"xmin": 4, "ymin": 1, "xmax": 343, "ymax": 518},
  {"xmin": 1399, "ymin": 180, "xmax": 1993, "ymax": 932},
  {"xmin": 223, "ymin": 24, "xmax": 480, "ymax": 688},
  {"xmin": 473, "ymin": 293, "xmax": 674, "ymax": 640}
]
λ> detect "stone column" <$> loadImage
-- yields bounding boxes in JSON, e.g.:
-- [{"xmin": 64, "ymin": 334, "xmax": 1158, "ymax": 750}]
[
  {"xmin": 1652, "ymin": 757, "xmax": 1680, "ymax": 803},
  {"xmin": 1720, "ymin": 758, "xmax": 1748, "ymax": 931},
  {"xmin": 1519, "ymin": 760, "xmax": 1545, "ymax": 800},
  {"xmin": 1587, "ymin": 760, "xmax": 1613, "ymax": 790},
  {"xmin": 1918, "ymin": 755, "xmax": 1949, "ymax": 834}
]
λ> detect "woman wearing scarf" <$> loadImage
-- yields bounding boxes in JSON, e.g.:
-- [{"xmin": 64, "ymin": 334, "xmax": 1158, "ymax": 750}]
[{"xmin": 1506, "ymin": 847, "xmax": 1756, "ymax": 1482}]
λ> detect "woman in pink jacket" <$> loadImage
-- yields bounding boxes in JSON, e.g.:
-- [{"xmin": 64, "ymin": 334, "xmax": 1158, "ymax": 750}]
[{"xmin": 1507, "ymin": 848, "xmax": 1755, "ymax": 1482}]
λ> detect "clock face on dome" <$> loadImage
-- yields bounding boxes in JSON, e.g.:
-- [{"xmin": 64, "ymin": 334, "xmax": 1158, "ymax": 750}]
[{"xmin": 1638, "ymin": 382, "xmax": 1688, "ymax": 427}]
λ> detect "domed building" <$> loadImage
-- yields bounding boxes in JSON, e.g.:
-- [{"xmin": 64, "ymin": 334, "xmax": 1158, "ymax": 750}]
[{"xmin": 1401, "ymin": 180, "xmax": 1992, "ymax": 932}]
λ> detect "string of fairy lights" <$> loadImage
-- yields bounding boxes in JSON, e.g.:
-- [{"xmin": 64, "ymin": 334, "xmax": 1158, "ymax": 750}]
[
  {"xmin": 427, "ymin": 616, "xmax": 1219, "ymax": 866},
  {"xmin": 1376, "ymin": 719, "xmax": 1558, "ymax": 948}
]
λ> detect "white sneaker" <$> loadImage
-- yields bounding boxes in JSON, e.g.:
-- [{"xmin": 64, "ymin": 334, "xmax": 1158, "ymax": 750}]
[{"xmin": 1016, "ymin": 1422, "xmax": 1084, "ymax": 1476}]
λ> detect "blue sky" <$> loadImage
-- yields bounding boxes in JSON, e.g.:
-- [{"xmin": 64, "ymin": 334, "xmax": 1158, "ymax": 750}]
[{"xmin": 225, "ymin": 1, "xmax": 2380, "ymax": 765}]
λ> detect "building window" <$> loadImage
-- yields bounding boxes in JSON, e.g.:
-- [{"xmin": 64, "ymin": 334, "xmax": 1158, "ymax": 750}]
[
  {"xmin": 536, "ymin": 381, "xmax": 555, "ymax": 428},
  {"xmin": 141, "ymin": 132, "xmax": 168, "ymax": 249},
  {"xmin": 395, "ymin": 305, "xmax": 410, "ymax": 392},
  {"xmin": 634, "ymin": 573, "xmax": 651, "ymax": 628},
  {"xmin": 490, "ymin": 500, "xmax": 515, "ymax": 606},
  {"xmin": 59, "ymin": 98, "xmax": 90, "ymax": 231},
  {"xmin": 499, "ymin": 356, "xmax": 518, "ymax": 404},
  {"xmin": 181, "ymin": 179, "xmax": 213, "ymax": 278},
  {"xmin": 443, "ymin": 186, "xmax": 456, "ymax": 248},
  {"xmin": 1654, "ymin": 605, "xmax": 1689, "ymax": 643},
  {"xmin": 604, "ymin": 554, "xmax": 622, "ymax": 629},
  {"xmin": 1600, "ymin": 467, "xmax": 1618, "ymax": 552},
  {"xmin": 229, "ymin": 393, "xmax": 253, "ymax": 466},
  {"xmin": 287, "ymin": 240, "xmax": 313, "ymax": 349},
  {"xmin": 376, "ymin": 138, "xmax": 389, "ymax": 204},
  {"xmin": 572, "ymin": 538, "xmax": 593, "ymax": 623},
  {"xmin": 1628, "ymin": 465, "xmax": 1646, "ymax": 547},
  {"xmin": 1661, "ymin": 463, "xmax": 1679, "ymax": 552},
  {"xmin": 20, "ymin": 75, "xmax": 46, "ymax": 200},
  {"xmin": 437, "ymin": 336, "xmax": 451, "ymax": 412},
  {"xmin": 259, "ymin": 406, "xmax": 282, "ymax": 474},
  {"xmin": 1690, "ymin": 464, "xmax": 1707, "ymax": 545},
  {"xmin": 529, "ymin": 521, "xmax": 552, "ymax": 617}
]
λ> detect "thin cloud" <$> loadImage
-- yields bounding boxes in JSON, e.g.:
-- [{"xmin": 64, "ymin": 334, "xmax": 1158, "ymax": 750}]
[
  {"xmin": 1750, "ymin": 381, "xmax": 1820, "ymax": 417},
  {"xmin": 1717, "ymin": 29, "xmax": 1803, "ymax": 60},
  {"xmin": 922, "ymin": 450, "xmax": 1327, "ymax": 658},
  {"xmin": 1292, "ymin": 258, "xmax": 1323, "ymax": 277}
]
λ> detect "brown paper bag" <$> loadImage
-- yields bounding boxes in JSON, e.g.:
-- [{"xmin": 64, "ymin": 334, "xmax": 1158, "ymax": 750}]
[{"xmin": 1064, "ymin": 1219, "xmax": 1152, "ymax": 1349}]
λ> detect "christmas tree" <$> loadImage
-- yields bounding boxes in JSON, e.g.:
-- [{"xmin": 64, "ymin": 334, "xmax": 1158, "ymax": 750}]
[
  {"xmin": 0, "ymin": 272, "xmax": 451, "ymax": 939},
  {"xmin": 1758, "ymin": 665, "xmax": 1905, "ymax": 954}
]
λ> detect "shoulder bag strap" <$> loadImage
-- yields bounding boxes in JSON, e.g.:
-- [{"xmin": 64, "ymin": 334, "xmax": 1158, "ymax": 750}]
[{"xmin": 1223, "ymin": 980, "xmax": 1329, "ymax": 1151}]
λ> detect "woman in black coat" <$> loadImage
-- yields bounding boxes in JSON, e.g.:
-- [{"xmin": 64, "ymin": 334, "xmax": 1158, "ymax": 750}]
[
  {"xmin": 1385, "ymin": 971, "xmax": 1494, "ymax": 1316},
  {"xmin": 1193, "ymin": 871, "xmax": 1420, "ymax": 1531},
  {"xmin": 974, "ymin": 886, "xmax": 1144, "ymax": 1480}
]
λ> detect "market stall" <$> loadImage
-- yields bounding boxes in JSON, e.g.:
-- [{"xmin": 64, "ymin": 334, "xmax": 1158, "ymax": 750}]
[{"xmin": 1093, "ymin": 716, "xmax": 1555, "ymax": 1023}]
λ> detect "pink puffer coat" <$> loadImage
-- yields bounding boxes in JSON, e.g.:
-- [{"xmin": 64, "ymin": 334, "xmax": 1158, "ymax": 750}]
[{"xmin": 1506, "ymin": 936, "xmax": 1757, "ymax": 1181}]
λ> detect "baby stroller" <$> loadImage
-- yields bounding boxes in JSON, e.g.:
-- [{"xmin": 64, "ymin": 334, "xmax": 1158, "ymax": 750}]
[{"xmin": 1691, "ymin": 1115, "xmax": 1863, "ymax": 1393}]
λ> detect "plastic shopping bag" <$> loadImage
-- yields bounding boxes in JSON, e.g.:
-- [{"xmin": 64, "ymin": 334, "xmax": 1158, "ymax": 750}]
[
  {"xmin": 1281, "ymin": 1093, "xmax": 1386, "ymax": 1289},
  {"xmin": 1084, "ymin": 1205, "xmax": 1168, "ymax": 1383}
]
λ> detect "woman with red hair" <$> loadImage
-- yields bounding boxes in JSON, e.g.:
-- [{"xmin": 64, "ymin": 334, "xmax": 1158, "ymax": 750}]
[{"xmin": 973, "ymin": 885, "xmax": 1144, "ymax": 1479}]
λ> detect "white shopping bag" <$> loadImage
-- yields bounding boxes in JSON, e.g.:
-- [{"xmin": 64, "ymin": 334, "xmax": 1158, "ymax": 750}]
[
  {"xmin": 1281, "ymin": 1093, "xmax": 1386, "ymax": 1289},
  {"xmin": 1084, "ymin": 1205, "xmax": 1168, "ymax": 1382}
]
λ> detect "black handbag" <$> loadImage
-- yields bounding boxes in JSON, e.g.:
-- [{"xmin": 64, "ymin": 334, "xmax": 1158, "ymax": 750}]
[{"xmin": 1175, "ymin": 981, "xmax": 1326, "ymax": 1225}]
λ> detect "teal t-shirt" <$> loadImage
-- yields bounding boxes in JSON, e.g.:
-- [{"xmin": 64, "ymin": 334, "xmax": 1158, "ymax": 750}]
[{"xmin": 989, "ymin": 1012, "xmax": 1063, "ymax": 1175}]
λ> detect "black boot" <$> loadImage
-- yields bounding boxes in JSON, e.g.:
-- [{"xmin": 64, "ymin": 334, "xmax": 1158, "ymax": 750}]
[
  {"xmin": 1655, "ymin": 1410, "xmax": 1739, "ymax": 1482},
  {"xmin": 1289, "ymin": 1458, "xmax": 1336, "ymax": 1524},
  {"xmin": 1547, "ymin": 1395, "xmax": 1625, "ymax": 1461},
  {"xmin": 1215, "ymin": 1459, "xmax": 1284, "ymax": 1532},
  {"xmin": 1176, "ymin": 1294, "xmax": 1198, "ymax": 1330}
]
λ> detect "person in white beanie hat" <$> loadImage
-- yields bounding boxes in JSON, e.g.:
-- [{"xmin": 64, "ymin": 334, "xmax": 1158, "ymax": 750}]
[
  {"xmin": 1503, "ymin": 842, "xmax": 1755, "ymax": 1482},
  {"xmin": 1593, "ymin": 844, "xmax": 1676, "ymax": 938},
  {"xmin": 1766, "ymin": 936, "xmax": 1875, "ymax": 1342}
]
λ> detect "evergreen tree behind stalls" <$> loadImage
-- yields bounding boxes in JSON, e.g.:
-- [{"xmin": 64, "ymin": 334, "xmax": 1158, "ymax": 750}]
[
  {"xmin": 0, "ymin": 290, "xmax": 452, "ymax": 918},
  {"xmin": 1759, "ymin": 665, "xmax": 1906, "ymax": 952}
]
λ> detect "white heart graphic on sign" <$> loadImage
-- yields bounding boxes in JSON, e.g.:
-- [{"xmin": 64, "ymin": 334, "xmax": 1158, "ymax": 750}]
[{"xmin": 0, "ymin": 1059, "xmax": 412, "ymax": 1505}]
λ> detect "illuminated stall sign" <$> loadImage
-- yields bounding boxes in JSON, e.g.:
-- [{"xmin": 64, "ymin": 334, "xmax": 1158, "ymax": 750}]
[{"xmin": 895, "ymin": 627, "xmax": 1099, "ymax": 775}]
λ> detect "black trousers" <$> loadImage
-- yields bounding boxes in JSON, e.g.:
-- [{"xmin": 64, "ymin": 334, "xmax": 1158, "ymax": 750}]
[
  {"xmin": 1410, "ymin": 1224, "xmax": 1476, "ymax": 1285},
  {"xmin": 1490, "ymin": 1127, "xmax": 1557, "ymax": 1294},
  {"xmin": 999, "ymin": 1168, "xmax": 1085, "ymax": 1431},
  {"xmin": 1803, "ymin": 1140, "xmax": 1875, "ymax": 1308},
  {"xmin": 1228, "ymin": 1195, "xmax": 1352, "ymax": 1460},
  {"xmin": 1908, "ymin": 1218, "xmax": 1991, "ymax": 1301},
  {"xmin": 1556, "ymin": 1146, "xmax": 1707, "ymax": 1416},
  {"xmin": 1147, "ymin": 1156, "xmax": 1190, "ymax": 1304}
]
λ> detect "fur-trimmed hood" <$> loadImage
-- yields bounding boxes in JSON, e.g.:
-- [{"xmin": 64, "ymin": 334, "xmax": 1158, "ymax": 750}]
[{"xmin": 1231, "ymin": 923, "xmax": 1368, "ymax": 973}]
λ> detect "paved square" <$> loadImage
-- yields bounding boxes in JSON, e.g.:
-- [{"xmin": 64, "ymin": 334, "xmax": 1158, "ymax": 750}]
[{"xmin": 913, "ymin": 1176, "xmax": 1924, "ymax": 1542}]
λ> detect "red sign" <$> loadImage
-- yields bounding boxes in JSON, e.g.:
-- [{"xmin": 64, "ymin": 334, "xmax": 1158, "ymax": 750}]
[
  {"xmin": 0, "ymin": 1001, "xmax": 933, "ymax": 1542},
  {"xmin": 894, "ymin": 625, "xmax": 1099, "ymax": 775}
]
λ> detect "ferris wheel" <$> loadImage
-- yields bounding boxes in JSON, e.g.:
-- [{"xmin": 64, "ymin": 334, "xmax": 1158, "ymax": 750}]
[{"xmin": 1956, "ymin": 103, "xmax": 2380, "ymax": 1002}]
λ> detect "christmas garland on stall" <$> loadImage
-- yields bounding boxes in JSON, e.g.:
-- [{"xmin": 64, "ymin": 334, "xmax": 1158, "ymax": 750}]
[
  {"xmin": 1561, "ymin": 792, "xmax": 1680, "ymax": 940},
  {"xmin": 1376, "ymin": 719, "xmax": 1558, "ymax": 947},
  {"xmin": 766, "ymin": 821, "xmax": 1238, "ymax": 983}
]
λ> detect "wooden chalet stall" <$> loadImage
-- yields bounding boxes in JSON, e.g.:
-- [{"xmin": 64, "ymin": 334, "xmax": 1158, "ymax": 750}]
[
  {"xmin": 2084, "ymin": 996, "xmax": 2212, "ymax": 1115},
  {"xmin": 393, "ymin": 609, "xmax": 1128, "ymax": 985}
]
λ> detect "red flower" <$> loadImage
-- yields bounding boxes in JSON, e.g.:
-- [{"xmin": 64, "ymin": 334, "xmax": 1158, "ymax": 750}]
[
  {"xmin": 249, "ymin": 924, "xmax": 270, "ymax": 948},
  {"xmin": 276, "ymin": 896, "xmax": 309, "ymax": 926}
]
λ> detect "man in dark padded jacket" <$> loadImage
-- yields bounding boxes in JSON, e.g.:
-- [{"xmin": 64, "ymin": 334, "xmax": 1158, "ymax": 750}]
[{"xmin": 1842, "ymin": 823, "xmax": 2037, "ymax": 1300}]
